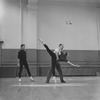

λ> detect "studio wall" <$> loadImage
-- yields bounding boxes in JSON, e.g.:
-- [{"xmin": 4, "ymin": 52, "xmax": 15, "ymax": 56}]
[{"xmin": 0, "ymin": 0, "xmax": 100, "ymax": 77}]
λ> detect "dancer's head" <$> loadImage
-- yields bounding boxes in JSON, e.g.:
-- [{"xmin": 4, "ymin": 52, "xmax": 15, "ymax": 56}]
[
  {"xmin": 20, "ymin": 44, "xmax": 25, "ymax": 50},
  {"xmin": 59, "ymin": 44, "xmax": 64, "ymax": 50}
]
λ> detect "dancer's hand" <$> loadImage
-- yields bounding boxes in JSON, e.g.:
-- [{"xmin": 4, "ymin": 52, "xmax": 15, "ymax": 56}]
[
  {"xmin": 17, "ymin": 59, "xmax": 20, "ymax": 67},
  {"xmin": 75, "ymin": 64, "xmax": 80, "ymax": 67},
  {"xmin": 17, "ymin": 63, "xmax": 20, "ymax": 67},
  {"xmin": 38, "ymin": 38, "xmax": 44, "ymax": 44}
]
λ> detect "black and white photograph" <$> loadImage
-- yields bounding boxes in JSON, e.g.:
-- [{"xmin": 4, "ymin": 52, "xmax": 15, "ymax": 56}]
[{"xmin": 0, "ymin": 0, "xmax": 100, "ymax": 100}]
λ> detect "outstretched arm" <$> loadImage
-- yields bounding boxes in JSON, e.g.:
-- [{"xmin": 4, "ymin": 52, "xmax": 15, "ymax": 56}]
[{"xmin": 67, "ymin": 61, "xmax": 80, "ymax": 67}]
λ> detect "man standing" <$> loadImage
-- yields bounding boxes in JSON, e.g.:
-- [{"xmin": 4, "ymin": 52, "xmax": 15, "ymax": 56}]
[
  {"xmin": 39, "ymin": 39, "xmax": 66, "ymax": 83},
  {"xmin": 53, "ymin": 43, "xmax": 80, "ymax": 81},
  {"xmin": 17, "ymin": 44, "xmax": 34, "ymax": 82}
]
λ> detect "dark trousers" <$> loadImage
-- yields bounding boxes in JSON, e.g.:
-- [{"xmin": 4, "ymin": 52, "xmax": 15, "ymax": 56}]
[
  {"xmin": 44, "ymin": 44, "xmax": 64, "ymax": 83},
  {"xmin": 19, "ymin": 61, "xmax": 31, "ymax": 78}
]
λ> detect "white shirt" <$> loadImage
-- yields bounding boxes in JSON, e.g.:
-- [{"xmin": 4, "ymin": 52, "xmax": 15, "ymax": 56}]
[{"xmin": 54, "ymin": 48, "xmax": 61, "ymax": 55}]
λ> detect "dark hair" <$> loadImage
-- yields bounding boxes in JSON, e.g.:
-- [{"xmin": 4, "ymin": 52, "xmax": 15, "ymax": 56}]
[
  {"xmin": 59, "ymin": 44, "xmax": 63, "ymax": 47},
  {"xmin": 21, "ymin": 44, "xmax": 25, "ymax": 48}
]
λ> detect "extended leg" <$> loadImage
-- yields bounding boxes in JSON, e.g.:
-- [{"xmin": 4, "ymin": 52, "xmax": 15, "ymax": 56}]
[
  {"xmin": 24, "ymin": 62, "xmax": 35, "ymax": 82},
  {"xmin": 24, "ymin": 62, "xmax": 31, "ymax": 77},
  {"xmin": 38, "ymin": 38, "xmax": 55, "ymax": 57},
  {"xmin": 43, "ymin": 44, "xmax": 54, "ymax": 57}
]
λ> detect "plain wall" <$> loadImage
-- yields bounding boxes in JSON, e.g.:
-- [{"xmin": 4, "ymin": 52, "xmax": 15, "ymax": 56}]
[
  {"xmin": 37, "ymin": 1, "xmax": 100, "ymax": 50},
  {"xmin": 0, "ymin": 0, "xmax": 37, "ymax": 49},
  {"xmin": 0, "ymin": 0, "xmax": 21, "ymax": 49},
  {"xmin": 0, "ymin": 0, "xmax": 100, "ymax": 50}
]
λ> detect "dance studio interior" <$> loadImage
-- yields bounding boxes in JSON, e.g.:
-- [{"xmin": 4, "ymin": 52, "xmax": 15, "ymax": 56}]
[{"xmin": 0, "ymin": 0, "xmax": 100, "ymax": 100}]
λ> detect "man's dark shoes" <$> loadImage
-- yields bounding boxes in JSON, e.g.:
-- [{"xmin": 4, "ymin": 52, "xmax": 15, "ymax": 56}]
[{"xmin": 61, "ymin": 80, "xmax": 66, "ymax": 83}]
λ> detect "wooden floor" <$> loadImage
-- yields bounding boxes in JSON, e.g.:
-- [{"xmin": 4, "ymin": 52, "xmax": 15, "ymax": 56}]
[{"xmin": 0, "ymin": 77, "xmax": 100, "ymax": 100}]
